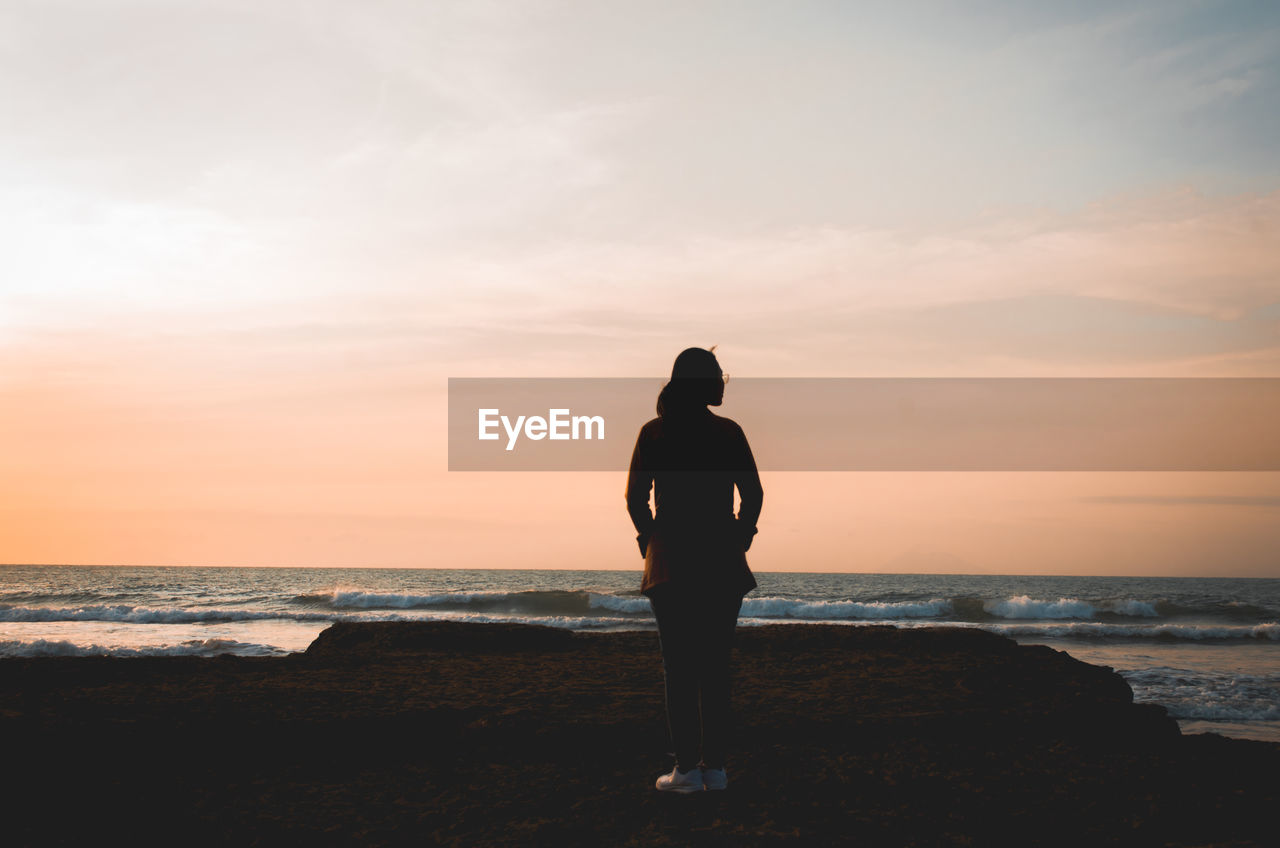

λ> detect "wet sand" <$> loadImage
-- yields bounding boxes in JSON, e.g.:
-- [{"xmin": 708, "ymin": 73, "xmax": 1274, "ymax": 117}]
[{"xmin": 4, "ymin": 622, "xmax": 1276, "ymax": 846}]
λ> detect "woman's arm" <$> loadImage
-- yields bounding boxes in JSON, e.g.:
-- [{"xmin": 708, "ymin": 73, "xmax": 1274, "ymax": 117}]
[
  {"xmin": 734, "ymin": 427, "xmax": 763, "ymax": 550},
  {"xmin": 625, "ymin": 427, "xmax": 656, "ymax": 556}
]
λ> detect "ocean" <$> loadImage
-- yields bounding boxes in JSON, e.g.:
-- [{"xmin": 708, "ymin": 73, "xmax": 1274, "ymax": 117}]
[{"xmin": 2, "ymin": 565, "xmax": 1277, "ymax": 743}]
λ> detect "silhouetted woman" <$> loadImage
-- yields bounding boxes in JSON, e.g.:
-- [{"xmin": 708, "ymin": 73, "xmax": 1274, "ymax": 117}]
[{"xmin": 626, "ymin": 347, "xmax": 763, "ymax": 793}]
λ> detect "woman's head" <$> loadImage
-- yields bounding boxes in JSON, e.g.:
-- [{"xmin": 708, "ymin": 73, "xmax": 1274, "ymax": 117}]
[
  {"xmin": 657, "ymin": 347, "xmax": 725, "ymax": 416},
  {"xmin": 670, "ymin": 347, "xmax": 722, "ymax": 381}
]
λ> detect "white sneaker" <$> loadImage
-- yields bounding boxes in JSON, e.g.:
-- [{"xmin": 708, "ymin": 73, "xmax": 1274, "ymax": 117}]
[
  {"xmin": 703, "ymin": 767, "xmax": 728, "ymax": 791},
  {"xmin": 655, "ymin": 766, "xmax": 704, "ymax": 794}
]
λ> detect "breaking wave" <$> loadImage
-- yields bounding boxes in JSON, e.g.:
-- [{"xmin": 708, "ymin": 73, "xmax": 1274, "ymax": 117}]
[
  {"xmin": 983, "ymin": 595, "xmax": 1159, "ymax": 620},
  {"xmin": 292, "ymin": 589, "xmax": 954, "ymax": 621},
  {"xmin": 0, "ymin": 605, "xmax": 336, "ymax": 624},
  {"xmin": 983, "ymin": 622, "xmax": 1280, "ymax": 642},
  {"xmin": 0, "ymin": 637, "xmax": 285, "ymax": 658},
  {"xmin": 3, "ymin": 590, "xmax": 1274, "ymax": 639},
  {"xmin": 742, "ymin": 597, "xmax": 952, "ymax": 620}
]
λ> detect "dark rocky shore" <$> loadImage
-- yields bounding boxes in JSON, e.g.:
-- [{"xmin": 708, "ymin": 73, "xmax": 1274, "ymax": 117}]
[{"xmin": 4, "ymin": 622, "xmax": 1277, "ymax": 846}]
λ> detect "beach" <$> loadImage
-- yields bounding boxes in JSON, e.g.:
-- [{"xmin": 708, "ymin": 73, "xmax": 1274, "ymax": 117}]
[
  {"xmin": 5, "ymin": 567, "xmax": 1278, "ymax": 744},
  {"xmin": 4, "ymin": 621, "xmax": 1276, "ymax": 846}
]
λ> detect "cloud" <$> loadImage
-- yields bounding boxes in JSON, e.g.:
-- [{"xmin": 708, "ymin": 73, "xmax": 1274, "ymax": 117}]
[
  {"xmin": 3, "ymin": 1, "xmax": 1278, "ymax": 380},
  {"xmin": 5, "ymin": 186, "xmax": 1277, "ymax": 379}
]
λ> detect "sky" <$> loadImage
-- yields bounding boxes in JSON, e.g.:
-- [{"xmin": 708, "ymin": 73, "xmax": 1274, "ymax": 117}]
[{"xmin": 2, "ymin": 0, "xmax": 1278, "ymax": 575}]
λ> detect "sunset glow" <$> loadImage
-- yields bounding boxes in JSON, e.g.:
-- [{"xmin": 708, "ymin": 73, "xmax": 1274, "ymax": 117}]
[{"xmin": 2, "ymin": 1, "xmax": 1277, "ymax": 575}]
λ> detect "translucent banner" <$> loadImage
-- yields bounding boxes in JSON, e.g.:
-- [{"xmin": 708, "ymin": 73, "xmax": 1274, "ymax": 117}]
[{"xmin": 447, "ymin": 378, "xmax": 1280, "ymax": 471}]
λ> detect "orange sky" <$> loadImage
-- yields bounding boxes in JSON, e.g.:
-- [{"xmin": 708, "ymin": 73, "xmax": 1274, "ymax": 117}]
[{"xmin": 3, "ymin": 327, "xmax": 1278, "ymax": 575}]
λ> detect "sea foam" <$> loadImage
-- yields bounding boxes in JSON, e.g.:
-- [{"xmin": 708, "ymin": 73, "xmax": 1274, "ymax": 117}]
[
  {"xmin": 742, "ymin": 597, "xmax": 952, "ymax": 620},
  {"xmin": 0, "ymin": 637, "xmax": 284, "ymax": 658},
  {"xmin": 985, "ymin": 621, "xmax": 1280, "ymax": 641},
  {"xmin": 0, "ymin": 604, "xmax": 335, "ymax": 624}
]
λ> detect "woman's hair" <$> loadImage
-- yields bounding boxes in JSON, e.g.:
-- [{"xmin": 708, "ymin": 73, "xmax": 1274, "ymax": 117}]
[{"xmin": 656, "ymin": 347, "xmax": 722, "ymax": 417}]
